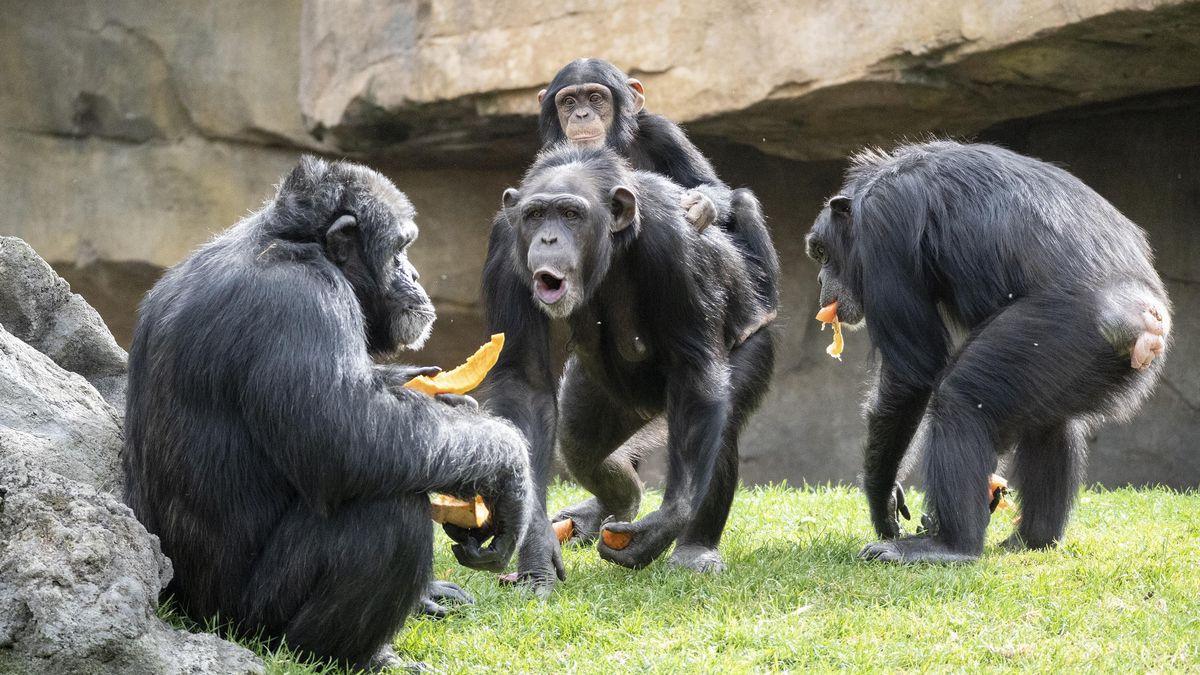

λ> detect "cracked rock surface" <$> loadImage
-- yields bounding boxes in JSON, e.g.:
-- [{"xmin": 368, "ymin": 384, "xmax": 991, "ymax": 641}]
[{"xmin": 0, "ymin": 455, "xmax": 263, "ymax": 674}]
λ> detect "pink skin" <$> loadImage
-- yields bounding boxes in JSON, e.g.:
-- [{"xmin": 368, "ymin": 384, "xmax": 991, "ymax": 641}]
[
  {"xmin": 680, "ymin": 190, "xmax": 717, "ymax": 231},
  {"xmin": 1131, "ymin": 306, "xmax": 1168, "ymax": 370},
  {"xmin": 533, "ymin": 269, "xmax": 568, "ymax": 305}
]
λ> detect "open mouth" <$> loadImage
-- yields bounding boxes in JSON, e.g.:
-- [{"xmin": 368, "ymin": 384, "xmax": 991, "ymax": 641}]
[{"xmin": 533, "ymin": 269, "xmax": 568, "ymax": 304}]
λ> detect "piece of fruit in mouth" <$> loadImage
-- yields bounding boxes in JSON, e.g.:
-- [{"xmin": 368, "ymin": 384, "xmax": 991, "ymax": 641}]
[
  {"xmin": 815, "ymin": 301, "xmax": 844, "ymax": 360},
  {"xmin": 404, "ymin": 333, "xmax": 504, "ymax": 396},
  {"xmin": 534, "ymin": 269, "xmax": 567, "ymax": 303}
]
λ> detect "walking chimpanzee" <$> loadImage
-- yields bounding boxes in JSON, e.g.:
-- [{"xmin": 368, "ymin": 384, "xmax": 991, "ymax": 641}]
[
  {"xmin": 805, "ymin": 141, "xmax": 1170, "ymax": 563},
  {"xmin": 465, "ymin": 145, "xmax": 777, "ymax": 587}
]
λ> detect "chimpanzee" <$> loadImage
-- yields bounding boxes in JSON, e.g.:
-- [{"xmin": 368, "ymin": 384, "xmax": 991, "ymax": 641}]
[
  {"xmin": 538, "ymin": 58, "xmax": 779, "ymax": 312},
  {"xmin": 123, "ymin": 156, "xmax": 534, "ymax": 670},
  {"xmin": 805, "ymin": 141, "xmax": 1171, "ymax": 563},
  {"xmin": 468, "ymin": 144, "xmax": 776, "ymax": 585}
]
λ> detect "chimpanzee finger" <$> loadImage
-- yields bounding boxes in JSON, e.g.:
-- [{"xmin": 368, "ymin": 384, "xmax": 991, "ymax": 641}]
[
  {"xmin": 435, "ymin": 393, "xmax": 479, "ymax": 409},
  {"xmin": 442, "ymin": 521, "xmax": 495, "ymax": 545},
  {"xmin": 451, "ymin": 540, "xmax": 503, "ymax": 572},
  {"xmin": 894, "ymin": 482, "xmax": 911, "ymax": 520}
]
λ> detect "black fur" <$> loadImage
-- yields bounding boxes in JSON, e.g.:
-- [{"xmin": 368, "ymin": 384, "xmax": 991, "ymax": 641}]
[
  {"xmin": 123, "ymin": 156, "xmax": 533, "ymax": 668},
  {"xmin": 805, "ymin": 141, "xmax": 1171, "ymax": 563},
  {"xmin": 539, "ymin": 58, "xmax": 779, "ymax": 311},
  {"xmin": 477, "ymin": 145, "xmax": 777, "ymax": 578}
]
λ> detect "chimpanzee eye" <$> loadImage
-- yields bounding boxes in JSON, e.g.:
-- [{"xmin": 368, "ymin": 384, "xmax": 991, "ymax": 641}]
[
  {"xmin": 589, "ymin": 93, "xmax": 602, "ymax": 104},
  {"xmin": 563, "ymin": 209, "xmax": 579, "ymax": 220},
  {"xmin": 562, "ymin": 97, "xmax": 575, "ymax": 107},
  {"xmin": 530, "ymin": 209, "xmax": 545, "ymax": 220}
]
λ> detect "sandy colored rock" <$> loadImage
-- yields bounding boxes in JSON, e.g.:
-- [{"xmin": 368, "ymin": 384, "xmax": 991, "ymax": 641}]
[{"xmin": 300, "ymin": 0, "xmax": 1200, "ymax": 160}]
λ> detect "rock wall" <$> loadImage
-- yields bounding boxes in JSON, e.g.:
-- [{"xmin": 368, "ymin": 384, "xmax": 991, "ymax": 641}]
[{"xmin": 2, "ymin": 1, "xmax": 1197, "ymax": 487}]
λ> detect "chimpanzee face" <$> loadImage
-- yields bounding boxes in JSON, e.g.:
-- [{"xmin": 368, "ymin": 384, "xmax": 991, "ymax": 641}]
[
  {"xmin": 326, "ymin": 166, "xmax": 435, "ymax": 355},
  {"xmin": 538, "ymin": 74, "xmax": 644, "ymax": 149},
  {"xmin": 806, "ymin": 195, "xmax": 865, "ymax": 328},
  {"xmin": 502, "ymin": 166, "xmax": 637, "ymax": 319}
]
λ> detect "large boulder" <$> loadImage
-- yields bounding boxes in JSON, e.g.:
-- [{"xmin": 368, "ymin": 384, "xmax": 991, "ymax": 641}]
[
  {"xmin": 0, "ymin": 236, "xmax": 128, "ymax": 409},
  {"xmin": 0, "ymin": 324, "xmax": 123, "ymax": 494},
  {"xmin": 0, "ymin": 455, "xmax": 263, "ymax": 674},
  {"xmin": 300, "ymin": 0, "xmax": 1200, "ymax": 161}
]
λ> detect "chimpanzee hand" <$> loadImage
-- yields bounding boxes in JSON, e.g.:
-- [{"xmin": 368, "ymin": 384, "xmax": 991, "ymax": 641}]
[
  {"xmin": 444, "ymin": 465, "xmax": 532, "ymax": 575},
  {"xmin": 375, "ymin": 364, "xmax": 441, "ymax": 392},
  {"xmin": 597, "ymin": 508, "xmax": 683, "ymax": 570},
  {"xmin": 871, "ymin": 482, "xmax": 910, "ymax": 540},
  {"xmin": 680, "ymin": 190, "xmax": 717, "ymax": 232},
  {"xmin": 435, "ymin": 393, "xmax": 478, "ymax": 409}
]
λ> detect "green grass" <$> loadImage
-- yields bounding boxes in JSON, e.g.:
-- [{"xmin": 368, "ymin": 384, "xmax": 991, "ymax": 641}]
[{"xmin": 165, "ymin": 483, "xmax": 1200, "ymax": 673}]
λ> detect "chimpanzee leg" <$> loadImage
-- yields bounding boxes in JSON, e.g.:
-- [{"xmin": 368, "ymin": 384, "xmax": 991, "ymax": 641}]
[
  {"xmin": 238, "ymin": 497, "xmax": 431, "ymax": 669},
  {"xmin": 1002, "ymin": 421, "xmax": 1087, "ymax": 550},
  {"xmin": 861, "ymin": 292, "xmax": 1125, "ymax": 564},
  {"xmin": 554, "ymin": 356, "xmax": 648, "ymax": 544},
  {"xmin": 671, "ymin": 329, "xmax": 774, "ymax": 573}
]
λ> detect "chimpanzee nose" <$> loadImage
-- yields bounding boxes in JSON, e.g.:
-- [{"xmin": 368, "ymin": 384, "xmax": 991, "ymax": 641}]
[
  {"xmin": 575, "ymin": 109, "xmax": 590, "ymax": 119},
  {"xmin": 541, "ymin": 234, "xmax": 558, "ymax": 245}
]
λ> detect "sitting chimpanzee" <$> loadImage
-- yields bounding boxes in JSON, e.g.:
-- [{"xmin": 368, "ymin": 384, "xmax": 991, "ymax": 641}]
[
  {"xmin": 805, "ymin": 141, "xmax": 1171, "ymax": 563},
  {"xmin": 123, "ymin": 156, "xmax": 533, "ymax": 670},
  {"xmin": 466, "ymin": 144, "xmax": 776, "ymax": 586},
  {"xmin": 538, "ymin": 58, "xmax": 780, "ymax": 312}
]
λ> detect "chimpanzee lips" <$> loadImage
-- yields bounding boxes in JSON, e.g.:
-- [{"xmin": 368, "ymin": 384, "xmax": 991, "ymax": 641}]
[{"xmin": 533, "ymin": 269, "xmax": 568, "ymax": 304}]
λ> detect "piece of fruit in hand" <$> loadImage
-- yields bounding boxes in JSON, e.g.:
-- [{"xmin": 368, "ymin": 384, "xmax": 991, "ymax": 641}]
[{"xmin": 405, "ymin": 333, "xmax": 505, "ymax": 396}]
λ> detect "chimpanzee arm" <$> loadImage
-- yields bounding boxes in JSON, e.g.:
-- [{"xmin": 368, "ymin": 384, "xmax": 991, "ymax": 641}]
[
  {"xmin": 859, "ymin": 263, "xmax": 950, "ymax": 539},
  {"xmin": 634, "ymin": 113, "xmax": 733, "ymax": 224},
  {"xmin": 474, "ymin": 213, "xmax": 566, "ymax": 586},
  {"xmin": 233, "ymin": 265, "xmax": 532, "ymax": 568}
]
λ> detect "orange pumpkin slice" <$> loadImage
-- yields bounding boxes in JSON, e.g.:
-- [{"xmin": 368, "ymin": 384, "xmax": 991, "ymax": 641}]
[
  {"xmin": 404, "ymin": 333, "xmax": 505, "ymax": 396},
  {"xmin": 430, "ymin": 493, "xmax": 490, "ymax": 528},
  {"xmin": 552, "ymin": 519, "xmax": 574, "ymax": 544},
  {"xmin": 815, "ymin": 302, "xmax": 844, "ymax": 360},
  {"xmin": 601, "ymin": 528, "xmax": 632, "ymax": 550}
]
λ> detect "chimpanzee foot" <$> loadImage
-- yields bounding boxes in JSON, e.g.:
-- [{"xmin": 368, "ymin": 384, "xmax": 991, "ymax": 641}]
[
  {"xmin": 669, "ymin": 545, "xmax": 726, "ymax": 573},
  {"xmin": 365, "ymin": 645, "xmax": 428, "ymax": 673},
  {"xmin": 598, "ymin": 514, "xmax": 680, "ymax": 570},
  {"xmin": 1131, "ymin": 305, "xmax": 1167, "ymax": 370},
  {"xmin": 414, "ymin": 580, "xmax": 474, "ymax": 618},
  {"xmin": 859, "ymin": 536, "xmax": 979, "ymax": 564},
  {"xmin": 552, "ymin": 497, "xmax": 627, "ymax": 546}
]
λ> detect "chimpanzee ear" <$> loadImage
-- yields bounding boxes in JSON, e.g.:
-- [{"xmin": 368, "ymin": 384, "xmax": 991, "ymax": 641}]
[
  {"xmin": 502, "ymin": 188, "xmax": 521, "ymax": 210},
  {"xmin": 537, "ymin": 88, "xmax": 548, "ymax": 106},
  {"xmin": 609, "ymin": 186, "xmax": 639, "ymax": 233},
  {"xmin": 627, "ymin": 79, "xmax": 645, "ymax": 114},
  {"xmin": 829, "ymin": 195, "xmax": 852, "ymax": 217},
  {"xmin": 324, "ymin": 214, "xmax": 359, "ymax": 265}
]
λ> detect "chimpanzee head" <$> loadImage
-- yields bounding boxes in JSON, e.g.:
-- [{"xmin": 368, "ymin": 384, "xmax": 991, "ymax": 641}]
[
  {"xmin": 273, "ymin": 156, "xmax": 436, "ymax": 355},
  {"xmin": 806, "ymin": 194, "xmax": 865, "ymax": 327},
  {"xmin": 537, "ymin": 58, "xmax": 645, "ymax": 153},
  {"xmin": 501, "ymin": 145, "xmax": 639, "ymax": 319}
]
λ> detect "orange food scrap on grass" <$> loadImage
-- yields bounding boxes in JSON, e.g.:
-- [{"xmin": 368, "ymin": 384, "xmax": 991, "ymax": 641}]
[
  {"xmin": 552, "ymin": 519, "xmax": 574, "ymax": 544},
  {"xmin": 815, "ymin": 302, "xmax": 844, "ymax": 360},
  {"xmin": 404, "ymin": 333, "xmax": 504, "ymax": 396},
  {"xmin": 601, "ymin": 528, "xmax": 632, "ymax": 550},
  {"xmin": 429, "ymin": 494, "xmax": 490, "ymax": 529}
]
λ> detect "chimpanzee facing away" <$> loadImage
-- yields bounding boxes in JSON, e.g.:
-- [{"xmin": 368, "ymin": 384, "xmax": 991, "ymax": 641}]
[
  {"xmin": 123, "ymin": 157, "xmax": 533, "ymax": 670},
  {"xmin": 539, "ymin": 58, "xmax": 780, "ymax": 313},
  {"xmin": 470, "ymin": 144, "xmax": 776, "ymax": 585},
  {"xmin": 805, "ymin": 141, "xmax": 1171, "ymax": 564}
]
